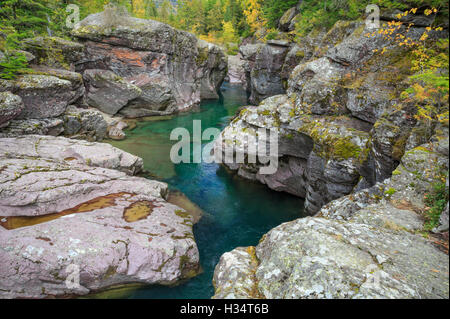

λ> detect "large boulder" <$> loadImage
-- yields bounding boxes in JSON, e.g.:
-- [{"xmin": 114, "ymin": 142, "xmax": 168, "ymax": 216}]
[
  {"xmin": 72, "ymin": 9, "xmax": 227, "ymax": 116},
  {"xmin": 83, "ymin": 69, "xmax": 142, "ymax": 115},
  {"xmin": 0, "ymin": 91, "xmax": 23, "ymax": 126},
  {"xmin": 63, "ymin": 105, "xmax": 108, "ymax": 141},
  {"xmin": 0, "ymin": 136, "xmax": 199, "ymax": 298}
]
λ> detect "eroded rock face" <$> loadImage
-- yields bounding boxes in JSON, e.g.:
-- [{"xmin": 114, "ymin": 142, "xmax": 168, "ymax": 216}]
[
  {"xmin": 0, "ymin": 136, "xmax": 199, "ymax": 298},
  {"xmin": 215, "ymin": 94, "xmax": 371, "ymax": 215},
  {"xmin": 218, "ymin": 20, "xmax": 434, "ymax": 213},
  {"xmin": 72, "ymin": 10, "xmax": 227, "ymax": 116},
  {"xmin": 213, "ymin": 139, "xmax": 449, "ymax": 299},
  {"xmin": 0, "ymin": 118, "xmax": 64, "ymax": 137},
  {"xmin": 197, "ymin": 40, "xmax": 228, "ymax": 100},
  {"xmin": 242, "ymin": 42, "xmax": 291, "ymax": 105}
]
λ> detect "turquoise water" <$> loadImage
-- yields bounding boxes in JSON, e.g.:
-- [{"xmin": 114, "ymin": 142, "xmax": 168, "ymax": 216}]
[{"xmin": 110, "ymin": 83, "xmax": 305, "ymax": 299}]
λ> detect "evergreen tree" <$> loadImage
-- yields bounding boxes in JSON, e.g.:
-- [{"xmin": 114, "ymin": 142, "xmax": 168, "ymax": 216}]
[
  {"xmin": 0, "ymin": 0, "xmax": 51, "ymax": 37},
  {"xmin": 262, "ymin": 0, "xmax": 298, "ymax": 28}
]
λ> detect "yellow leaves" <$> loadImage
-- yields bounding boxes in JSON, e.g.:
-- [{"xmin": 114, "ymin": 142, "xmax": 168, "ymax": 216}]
[
  {"xmin": 242, "ymin": 0, "xmax": 266, "ymax": 32},
  {"xmin": 420, "ymin": 32, "xmax": 429, "ymax": 42},
  {"xmin": 410, "ymin": 8, "xmax": 418, "ymax": 15},
  {"xmin": 424, "ymin": 8, "xmax": 437, "ymax": 16},
  {"xmin": 396, "ymin": 11, "xmax": 409, "ymax": 19},
  {"xmin": 437, "ymin": 111, "xmax": 449, "ymax": 125}
]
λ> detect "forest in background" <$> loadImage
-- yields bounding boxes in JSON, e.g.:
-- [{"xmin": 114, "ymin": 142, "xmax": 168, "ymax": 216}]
[
  {"xmin": 0, "ymin": 1, "xmax": 449, "ymax": 131},
  {"xmin": 1, "ymin": 0, "xmax": 448, "ymax": 51}
]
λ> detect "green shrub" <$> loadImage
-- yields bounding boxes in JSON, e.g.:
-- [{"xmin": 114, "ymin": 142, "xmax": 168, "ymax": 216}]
[
  {"xmin": 0, "ymin": 51, "xmax": 29, "ymax": 80},
  {"xmin": 423, "ymin": 180, "xmax": 449, "ymax": 231},
  {"xmin": 265, "ymin": 30, "xmax": 278, "ymax": 41}
]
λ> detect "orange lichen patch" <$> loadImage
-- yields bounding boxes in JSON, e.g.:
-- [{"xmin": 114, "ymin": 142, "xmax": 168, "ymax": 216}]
[
  {"xmin": 64, "ymin": 157, "xmax": 78, "ymax": 161},
  {"xmin": 123, "ymin": 201, "xmax": 155, "ymax": 223},
  {"xmin": 0, "ymin": 193, "xmax": 133, "ymax": 230},
  {"xmin": 112, "ymin": 48, "xmax": 146, "ymax": 67}
]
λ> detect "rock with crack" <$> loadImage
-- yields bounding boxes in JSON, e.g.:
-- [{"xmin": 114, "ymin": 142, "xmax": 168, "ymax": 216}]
[
  {"xmin": 196, "ymin": 40, "xmax": 228, "ymax": 100},
  {"xmin": 227, "ymin": 54, "xmax": 246, "ymax": 85},
  {"xmin": 0, "ymin": 136, "xmax": 200, "ymax": 298}
]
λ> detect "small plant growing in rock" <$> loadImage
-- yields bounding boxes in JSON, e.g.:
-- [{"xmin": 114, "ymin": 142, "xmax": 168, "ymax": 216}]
[{"xmin": 423, "ymin": 178, "xmax": 449, "ymax": 231}]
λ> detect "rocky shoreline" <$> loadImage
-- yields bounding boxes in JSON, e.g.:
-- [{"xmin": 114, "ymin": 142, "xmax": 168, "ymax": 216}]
[
  {"xmin": 0, "ymin": 135, "xmax": 200, "ymax": 298},
  {"xmin": 0, "ymin": 9, "xmax": 225, "ymax": 298},
  {"xmin": 211, "ymin": 2, "xmax": 448, "ymax": 299}
]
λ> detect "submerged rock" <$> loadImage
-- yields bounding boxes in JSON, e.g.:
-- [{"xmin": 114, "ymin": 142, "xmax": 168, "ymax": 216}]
[{"xmin": 0, "ymin": 136, "xmax": 199, "ymax": 298}]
